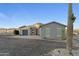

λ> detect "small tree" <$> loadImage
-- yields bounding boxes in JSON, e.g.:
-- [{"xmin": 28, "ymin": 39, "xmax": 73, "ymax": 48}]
[{"xmin": 14, "ymin": 30, "xmax": 19, "ymax": 35}]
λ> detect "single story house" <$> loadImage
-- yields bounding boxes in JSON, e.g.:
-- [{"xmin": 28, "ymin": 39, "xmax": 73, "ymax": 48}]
[
  {"xmin": 19, "ymin": 23, "xmax": 43, "ymax": 35},
  {"xmin": 39, "ymin": 21, "xmax": 66, "ymax": 40},
  {"xmin": 19, "ymin": 21, "xmax": 66, "ymax": 40}
]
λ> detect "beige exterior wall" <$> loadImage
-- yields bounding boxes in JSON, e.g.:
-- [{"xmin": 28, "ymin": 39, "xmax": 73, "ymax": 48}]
[{"xmin": 40, "ymin": 23, "xmax": 66, "ymax": 40}]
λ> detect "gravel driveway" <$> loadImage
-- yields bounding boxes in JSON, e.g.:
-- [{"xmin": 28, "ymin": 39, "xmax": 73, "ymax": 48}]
[{"xmin": 0, "ymin": 35, "xmax": 66, "ymax": 56}]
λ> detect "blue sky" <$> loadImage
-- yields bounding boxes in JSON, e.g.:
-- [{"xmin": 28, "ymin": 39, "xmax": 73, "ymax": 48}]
[{"xmin": 0, "ymin": 3, "xmax": 79, "ymax": 29}]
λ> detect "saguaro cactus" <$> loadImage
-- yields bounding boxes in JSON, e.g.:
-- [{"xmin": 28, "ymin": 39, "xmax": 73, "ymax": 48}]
[{"xmin": 66, "ymin": 3, "xmax": 76, "ymax": 55}]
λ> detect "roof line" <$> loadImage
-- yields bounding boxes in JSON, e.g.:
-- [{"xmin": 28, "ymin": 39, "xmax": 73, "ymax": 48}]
[{"xmin": 41, "ymin": 21, "xmax": 66, "ymax": 27}]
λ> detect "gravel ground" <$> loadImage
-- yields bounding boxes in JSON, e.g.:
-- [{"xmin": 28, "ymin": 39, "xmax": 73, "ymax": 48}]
[{"xmin": 0, "ymin": 35, "xmax": 65, "ymax": 56}]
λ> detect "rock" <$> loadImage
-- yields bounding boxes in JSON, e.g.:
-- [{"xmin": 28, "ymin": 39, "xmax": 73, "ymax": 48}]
[
  {"xmin": 43, "ymin": 48, "xmax": 79, "ymax": 56},
  {"xmin": 44, "ymin": 48, "xmax": 75, "ymax": 56},
  {"xmin": 47, "ymin": 48, "xmax": 71, "ymax": 56}
]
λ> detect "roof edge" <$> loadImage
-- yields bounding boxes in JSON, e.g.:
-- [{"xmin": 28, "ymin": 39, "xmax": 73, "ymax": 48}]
[{"xmin": 41, "ymin": 21, "xmax": 67, "ymax": 27}]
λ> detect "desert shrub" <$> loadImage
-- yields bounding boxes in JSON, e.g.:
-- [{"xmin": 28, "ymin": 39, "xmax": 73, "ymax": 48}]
[{"xmin": 14, "ymin": 30, "xmax": 19, "ymax": 35}]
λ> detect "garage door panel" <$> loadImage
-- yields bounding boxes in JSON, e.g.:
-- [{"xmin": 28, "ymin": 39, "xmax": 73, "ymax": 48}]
[{"xmin": 22, "ymin": 30, "xmax": 28, "ymax": 35}]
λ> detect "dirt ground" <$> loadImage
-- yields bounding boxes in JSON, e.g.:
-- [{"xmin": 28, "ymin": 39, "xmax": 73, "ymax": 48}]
[{"xmin": 0, "ymin": 35, "xmax": 66, "ymax": 56}]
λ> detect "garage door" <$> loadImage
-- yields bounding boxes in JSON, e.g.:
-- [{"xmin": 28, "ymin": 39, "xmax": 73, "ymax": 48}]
[
  {"xmin": 22, "ymin": 30, "xmax": 28, "ymax": 35},
  {"xmin": 45, "ymin": 28, "xmax": 51, "ymax": 37}
]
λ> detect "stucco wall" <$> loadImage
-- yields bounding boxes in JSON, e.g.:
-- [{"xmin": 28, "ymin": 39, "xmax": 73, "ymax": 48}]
[{"xmin": 40, "ymin": 23, "xmax": 66, "ymax": 40}]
